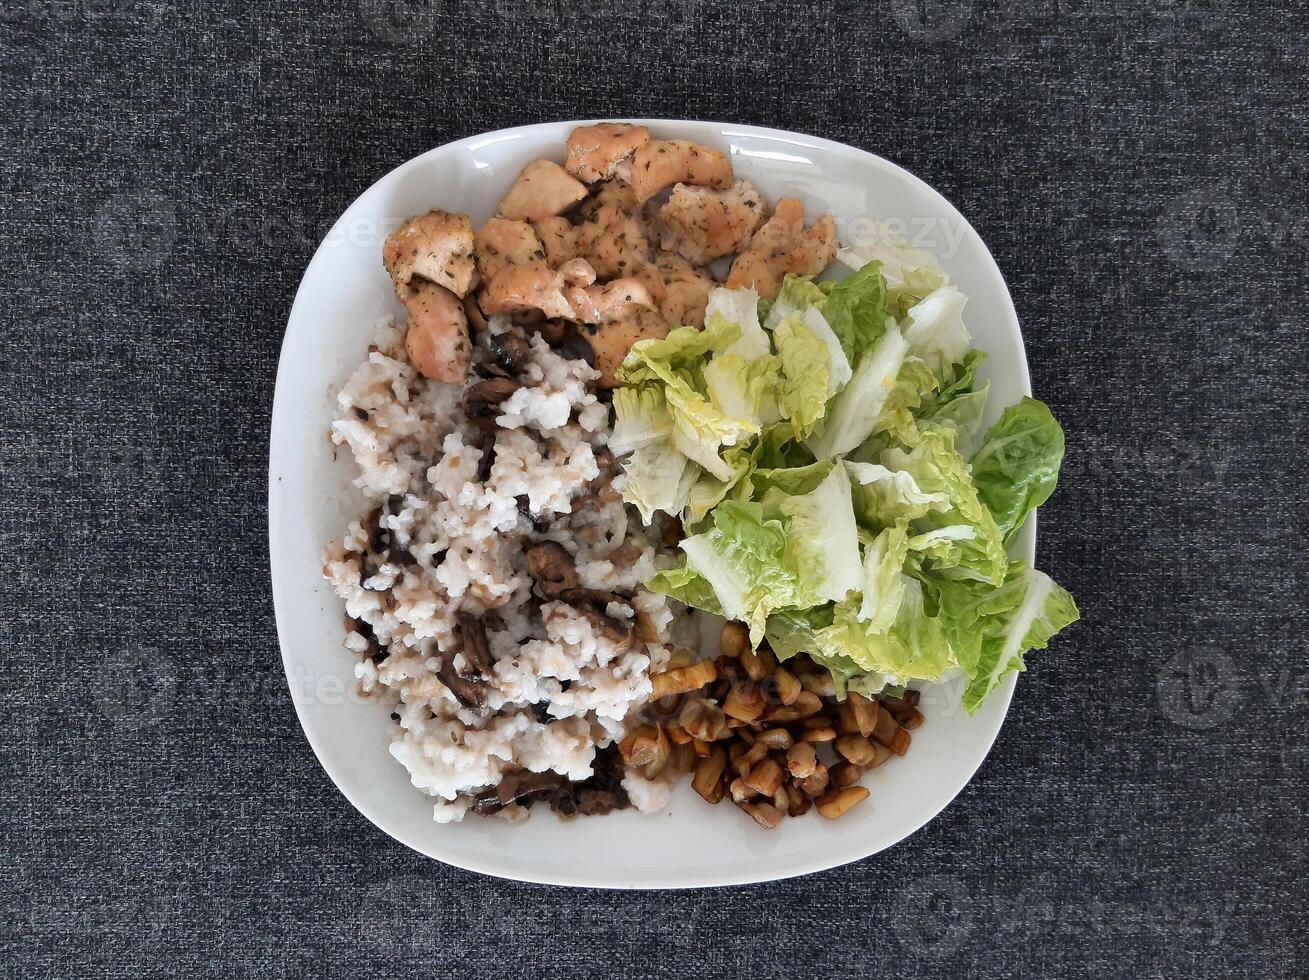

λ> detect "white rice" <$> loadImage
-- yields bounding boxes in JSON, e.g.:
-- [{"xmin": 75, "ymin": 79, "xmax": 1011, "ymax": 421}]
[{"xmin": 323, "ymin": 318, "xmax": 679, "ymax": 822}]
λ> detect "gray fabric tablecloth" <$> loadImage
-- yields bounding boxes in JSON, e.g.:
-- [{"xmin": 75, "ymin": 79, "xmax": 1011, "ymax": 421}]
[{"xmin": 3, "ymin": 1, "xmax": 1305, "ymax": 976}]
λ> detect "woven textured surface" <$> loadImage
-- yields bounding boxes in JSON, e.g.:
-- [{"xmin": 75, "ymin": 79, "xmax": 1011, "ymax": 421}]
[{"xmin": 3, "ymin": 1, "xmax": 1306, "ymax": 976}]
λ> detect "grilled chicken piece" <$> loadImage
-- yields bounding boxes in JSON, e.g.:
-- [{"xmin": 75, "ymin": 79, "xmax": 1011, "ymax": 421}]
[
  {"xmin": 628, "ymin": 261, "xmax": 668, "ymax": 312},
  {"xmin": 532, "ymin": 216, "xmax": 581, "ymax": 265},
  {"xmin": 565, "ymin": 122, "xmax": 651, "ymax": 183},
  {"xmin": 383, "ymin": 210, "xmax": 476, "ymax": 298},
  {"xmin": 401, "ymin": 281, "xmax": 470, "ymax": 383},
  {"xmin": 557, "ymin": 257, "xmax": 598, "ymax": 288},
  {"xmin": 587, "ymin": 307, "xmax": 671, "ymax": 387},
  {"xmin": 630, "ymin": 139, "xmax": 733, "ymax": 204},
  {"xmin": 474, "ymin": 217, "xmax": 547, "ymax": 282},
  {"xmin": 726, "ymin": 198, "xmax": 838, "ymax": 299},
  {"xmin": 572, "ymin": 180, "xmax": 654, "ymax": 280},
  {"xmin": 655, "ymin": 250, "xmax": 716, "ymax": 327},
  {"xmin": 496, "ymin": 159, "xmax": 589, "ymax": 221},
  {"xmin": 566, "ymin": 278, "xmax": 657, "ymax": 325},
  {"xmin": 659, "ymin": 179, "xmax": 768, "ymax": 264},
  {"xmin": 479, "ymin": 261, "xmax": 579, "ymax": 320}
]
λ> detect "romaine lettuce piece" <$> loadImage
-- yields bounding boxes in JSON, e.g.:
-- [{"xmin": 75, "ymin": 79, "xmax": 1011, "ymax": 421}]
[
  {"xmin": 935, "ymin": 562, "xmax": 1080, "ymax": 713},
  {"xmin": 828, "ymin": 574, "xmax": 955, "ymax": 682},
  {"xmin": 611, "ymin": 385, "xmax": 674, "ymax": 454},
  {"xmin": 683, "ymin": 444, "xmax": 754, "ymax": 525},
  {"xmin": 620, "ymin": 438, "xmax": 694, "ymax": 523},
  {"xmin": 619, "ymin": 316, "xmax": 741, "ymax": 385},
  {"xmin": 677, "ymin": 501, "xmax": 803, "ymax": 643},
  {"xmin": 752, "ymin": 459, "xmax": 834, "ymax": 499},
  {"xmin": 818, "ymin": 260, "xmax": 896, "ymax": 363},
  {"xmin": 918, "ymin": 384, "xmax": 990, "ymax": 458},
  {"xmin": 764, "ymin": 276, "xmax": 827, "ymax": 330},
  {"xmin": 905, "ymin": 524, "xmax": 979, "ymax": 565},
  {"xmin": 778, "ymin": 464, "xmax": 862, "ymax": 605},
  {"xmin": 880, "ymin": 426, "xmax": 1007, "ymax": 586},
  {"xmin": 796, "ymin": 307, "xmax": 852, "ymax": 395},
  {"xmin": 845, "ymin": 460, "xmax": 951, "ymax": 526},
  {"xmin": 647, "ymin": 560, "xmax": 722, "ymax": 615},
  {"xmin": 764, "ymin": 286, "xmax": 853, "ymax": 398},
  {"xmin": 903, "ymin": 285, "xmax": 971, "ymax": 377},
  {"xmin": 664, "ymin": 379, "xmax": 756, "ymax": 482},
  {"xmin": 771, "ymin": 575, "xmax": 954, "ymax": 691},
  {"xmin": 804, "ymin": 325, "xmax": 910, "ymax": 459},
  {"xmin": 969, "ymin": 397, "xmax": 1066, "ymax": 544},
  {"xmin": 857, "ymin": 522, "xmax": 909, "ymax": 632},
  {"xmin": 702, "ymin": 353, "xmax": 784, "ymax": 431},
  {"xmin": 773, "ymin": 315, "xmax": 830, "ymax": 438},
  {"xmin": 706, "ymin": 287, "xmax": 771, "ymax": 361}
]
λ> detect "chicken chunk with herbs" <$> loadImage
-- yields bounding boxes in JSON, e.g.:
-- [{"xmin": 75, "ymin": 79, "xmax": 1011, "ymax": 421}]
[
  {"xmin": 572, "ymin": 179, "xmax": 655, "ymax": 280},
  {"xmin": 659, "ymin": 179, "xmax": 769, "ymax": 264},
  {"xmin": 565, "ymin": 122, "xmax": 651, "ymax": 184},
  {"xmin": 497, "ymin": 159, "xmax": 589, "ymax": 221},
  {"xmin": 401, "ymin": 281, "xmax": 470, "ymax": 383},
  {"xmin": 480, "ymin": 262, "xmax": 577, "ymax": 320},
  {"xmin": 726, "ymin": 198, "xmax": 838, "ymax": 299},
  {"xmin": 474, "ymin": 217, "xmax": 547, "ymax": 282},
  {"xmin": 630, "ymin": 139, "xmax": 733, "ymax": 204},
  {"xmin": 532, "ymin": 216, "xmax": 582, "ymax": 266},
  {"xmin": 655, "ymin": 251, "xmax": 715, "ymax": 327},
  {"xmin": 383, "ymin": 210, "xmax": 476, "ymax": 298},
  {"xmin": 566, "ymin": 277, "xmax": 657, "ymax": 325},
  {"xmin": 585, "ymin": 307, "xmax": 671, "ymax": 388}
]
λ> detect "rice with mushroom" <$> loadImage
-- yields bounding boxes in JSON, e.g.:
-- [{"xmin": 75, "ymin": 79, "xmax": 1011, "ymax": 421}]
[{"xmin": 323, "ymin": 316, "xmax": 680, "ymax": 822}]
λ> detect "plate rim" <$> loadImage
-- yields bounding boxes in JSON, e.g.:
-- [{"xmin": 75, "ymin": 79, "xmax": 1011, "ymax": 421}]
[{"xmin": 269, "ymin": 118, "xmax": 1033, "ymax": 889}]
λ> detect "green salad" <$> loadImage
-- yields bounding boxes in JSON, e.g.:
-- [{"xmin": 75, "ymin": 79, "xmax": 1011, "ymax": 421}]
[{"xmin": 612, "ymin": 235, "xmax": 1079, "ymax": 714}]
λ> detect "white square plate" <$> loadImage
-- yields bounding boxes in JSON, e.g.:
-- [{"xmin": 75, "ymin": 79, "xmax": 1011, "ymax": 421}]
[{"xmin": 269, "ymin": 120, "xmax": 1034, "ymax": 888}]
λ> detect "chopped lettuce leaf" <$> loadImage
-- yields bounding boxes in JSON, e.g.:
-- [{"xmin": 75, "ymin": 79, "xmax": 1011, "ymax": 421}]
[
  {"xmin": 919, "ymin": 383, "xmax": 990, "ymax": 458},
  {"xmin": 903, "ymin": 285, "xmax": 971, "ymax": 377},
  {"xmin": 933, "ymin": 349, "xmax": 988, "ymax": 405},
  {"xmin": 619, "ymin": 316, "xmax": 741, "ymax": 385},
  {"xmin": 778, "ymin": 464, "xmax": 863, "ymax": 605},
  {"xmin": 683, "ymin": 444, "xmax": 754, "ymax": 525},
  {"xmin": 880, "ymin": 425, "xmax": 1007, "ymax": 586},
  {"xmin": 664, "ymin": 377, "xmax": 756, "ymax": 481},
  {"xmin": 825, "ymin": 575, "xmax": 955, "ymax": 682},
  {"xmin": 752, "ymin": 459, "xmax": 834, "ymax": 499},
  {"xmin": 804, "ymin": 324, "xmax": 910, "ymax": 459},
  {"xmin": 936, "ymin": 563, "xmax": 1080, "ymax": 713},
  {"xmin": 845, "ymin": 460, "xmax": 951, "ymax": 526},
  {"xmin": 648, "ymin": 560, "xmax": 722, "ymax": 615},
  {"xmin": 706, "ymin": 287, "xmax": 771, "ymax": 361},
  {"xmin": 857, "ymin": 523, "xmax": 909, "ymax": 632},
  {"xmin": 611, "ymin": 385, "xmax": 674, "ymax": 454},
  {"xmin": 773, "ymin": 315, "xmax": 830, "ymax": 438},
  {"xmin": 764, "ymin": 606, "xmax": 833, "ymax": 661},
  {"xmin": 620, "ymin": 438, "xmax": 694, "ymax": 523},
  {"xmin": 905, "ymin": 524, "xmax": 979, "ymax": 565},
  {"xmin": 753, "ymin": 422, "xmax": 811, "ymax": 470},
  {"xmin": 799, "ymin": 306, "xmax": 853, "ymax": 394},
  {"xmin": 818, "ymin": 260, "xmax": 896, "ymax": 363},
  {"xmin": 764, "ymin": 276, "xmax": 827, "ymax": 330},
  {"xmin": 969, "ymin": 397, "xmax": 1066, "ymax": 544},
  {"xmin": 702, "ymin": 353, "xmax": 784, "ymax": 431},
  {"xmin": 678, "ymin": 501, "xmax": 802, "ymax": 643}
]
